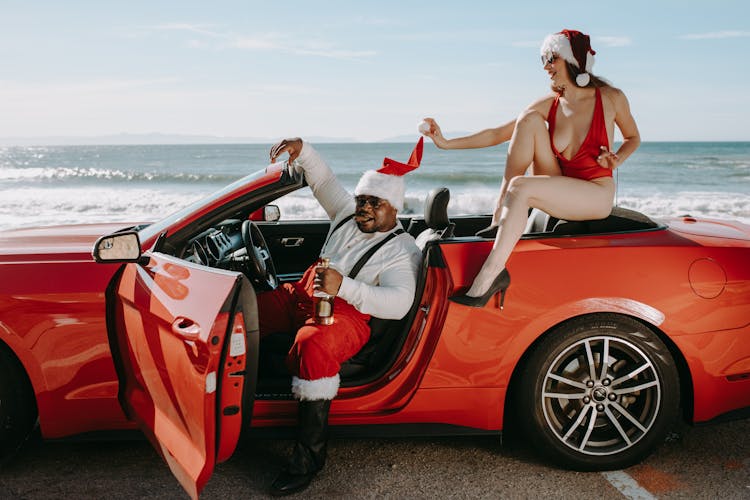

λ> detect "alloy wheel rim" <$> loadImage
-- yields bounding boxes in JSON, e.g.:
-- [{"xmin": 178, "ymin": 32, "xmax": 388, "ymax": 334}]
[{"xmin": 541, "ymin": 335, "xmax": 661, "ymax": 456}]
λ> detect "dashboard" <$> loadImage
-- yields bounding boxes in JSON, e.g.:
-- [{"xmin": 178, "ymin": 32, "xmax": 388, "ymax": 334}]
[{"xmin": 182, "ymin": 219, "xmax": 247, "ymax": 269}]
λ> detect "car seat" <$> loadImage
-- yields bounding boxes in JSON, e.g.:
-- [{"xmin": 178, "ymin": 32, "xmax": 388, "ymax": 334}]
[
  {"xmin": 409, "ymin": 187, "xmax": 455, "ymax": 249},
  {"xmin": 524, "ymin": 208, "xmax": 559, "ymax": 234}
]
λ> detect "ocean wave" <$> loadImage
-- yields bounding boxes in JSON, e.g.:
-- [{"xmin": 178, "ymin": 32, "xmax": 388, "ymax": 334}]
[
  {"xmin": 0, "ymin": 186, "xmax": 205, "ymax": 230},
  {"xmin": 617, "ymin": 193, "xmax": 750, "ymax": 222},
  {"xmin": 0, "ymin": 166, "xmax": 240, "ymax": 184}
]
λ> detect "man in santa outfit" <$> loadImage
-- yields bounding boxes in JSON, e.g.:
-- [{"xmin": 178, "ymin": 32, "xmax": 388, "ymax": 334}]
[{"xmin": 262, "ymin": 136, "xmax": 423, "ymax": 496}]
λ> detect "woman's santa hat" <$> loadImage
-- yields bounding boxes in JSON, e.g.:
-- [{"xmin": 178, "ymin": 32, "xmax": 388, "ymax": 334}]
[
  {"xmin": 540, "ymin": 29, "xmax": 596, "ymax": 87},
  {"xmin": 354, "ymin": 137, "xmax": 423, "ymax": 211}
]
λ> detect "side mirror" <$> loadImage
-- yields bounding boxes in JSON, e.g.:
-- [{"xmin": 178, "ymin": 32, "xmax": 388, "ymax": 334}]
[
  {"xmin": 93, "ymin": 231, "xmax": 143, "ymax": 263},
  {"xmin": 264, "ymin": 205, "xmax": 281, "ymax": 222},
  {"xmin": 248, "ymin": 205, "xmax": 281, "ymax": 222}
]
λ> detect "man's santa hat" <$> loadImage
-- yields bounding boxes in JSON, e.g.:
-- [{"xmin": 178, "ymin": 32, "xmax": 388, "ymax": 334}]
[
  {"xmin": 354, "ymin": 137, "xmax": 423, "ymax": 211},
  {"xmin": 540, "ymin": 29, "xmax": 596, "ymax": 87}
]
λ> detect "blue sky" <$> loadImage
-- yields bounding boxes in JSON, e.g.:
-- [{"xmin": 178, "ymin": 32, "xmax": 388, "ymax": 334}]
[{"xmin": 1, "ymin": 0, "xmax": 749, "ymax": 142}]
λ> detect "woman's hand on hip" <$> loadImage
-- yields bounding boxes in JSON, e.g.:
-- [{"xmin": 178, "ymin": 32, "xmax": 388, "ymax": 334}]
[{"xmin": 597, "ymin": 146, "xmax": 620, "ymax": 169}]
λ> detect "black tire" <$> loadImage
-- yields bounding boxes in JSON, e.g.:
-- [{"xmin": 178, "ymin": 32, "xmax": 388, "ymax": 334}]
[
  {"xmin": 0, "ymin": 346, "xmax": 37, "ymax": 465},
  {"xmin": 517, "ymin": 314, "xmax": 680, "ymax": 471}
]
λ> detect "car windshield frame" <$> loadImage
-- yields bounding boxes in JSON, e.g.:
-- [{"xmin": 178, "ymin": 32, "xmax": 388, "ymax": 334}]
[{"xmin": 138, "ymin": 169, "xmax": 269, "ymax": 244}]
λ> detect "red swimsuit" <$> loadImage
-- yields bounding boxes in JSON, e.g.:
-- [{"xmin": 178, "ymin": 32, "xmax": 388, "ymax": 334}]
[{"xmin": 547, "ymin": 87, "xmax": 612, "ymax": 181}]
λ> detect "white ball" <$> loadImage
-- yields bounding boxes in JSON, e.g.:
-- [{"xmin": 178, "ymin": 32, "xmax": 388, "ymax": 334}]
[
  {"xmin": 576, "ymin": 73, "xmax": 591, "ymax": 87},
  {"xmin": 418, "ymin": 121, "xmax": 431, "ymax": 134}
]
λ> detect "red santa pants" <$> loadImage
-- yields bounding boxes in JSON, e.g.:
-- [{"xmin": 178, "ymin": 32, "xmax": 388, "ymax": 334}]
[{"xmin": 256, "ymin": 264, "xmax": 371, "ymax": 382}]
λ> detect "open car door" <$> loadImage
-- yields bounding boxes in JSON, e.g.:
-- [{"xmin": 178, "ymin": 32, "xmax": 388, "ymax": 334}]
[{"xmin": 108, "ymin": 253, "xmax": 259, "ymax": 499}]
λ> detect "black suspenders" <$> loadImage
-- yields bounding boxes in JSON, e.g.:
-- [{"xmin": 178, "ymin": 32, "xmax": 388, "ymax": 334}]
[
  {"xmin": 347, "ymin": 229, "xmax": 405, "ymax": 279},
  {"xmin": 329, "ymin": 213, "xmax": 354, "ymax": 235},
  {"xmin": 323, "ymin": 213, "xmax": 405, "ymax": 280},
  {"xmin": 320, "ymin": 213, "xmax": 354, "ymax": 251}
]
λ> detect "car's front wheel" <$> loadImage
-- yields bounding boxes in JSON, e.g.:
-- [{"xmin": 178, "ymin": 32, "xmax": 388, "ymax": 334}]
[
  {"xmin": 517, "ymin": 314, "xmax": 680, "ymax": 471},
  {"xmin": 0, "ymin": 346, "xmax": 37, "ymax": 464}
]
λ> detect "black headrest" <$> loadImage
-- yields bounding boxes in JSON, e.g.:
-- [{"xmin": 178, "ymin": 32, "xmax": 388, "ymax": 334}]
[{"xmin": 424, "ymin": 187, "xmax": 450, "ymax": 230}]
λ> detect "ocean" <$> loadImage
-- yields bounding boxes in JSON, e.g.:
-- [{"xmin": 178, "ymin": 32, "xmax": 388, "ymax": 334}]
[{"xmin": 1, "ymin": 142, "xmax": 748, "ymax": 231}]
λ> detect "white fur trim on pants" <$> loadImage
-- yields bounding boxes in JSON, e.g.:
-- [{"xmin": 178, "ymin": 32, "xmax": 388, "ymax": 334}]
[{"xmin": 291, "ymin": 374, "xmax": 340, "ymax": 401}]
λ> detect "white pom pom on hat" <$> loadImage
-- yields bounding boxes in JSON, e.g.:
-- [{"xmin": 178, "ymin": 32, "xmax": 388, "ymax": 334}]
[
  {"xmin": 354, "ymin": 137, "xmax": 423, "ymax": 212},
  {"xmin": 540, "ymin": 29, "xmax": 596, "ymax": 87}
]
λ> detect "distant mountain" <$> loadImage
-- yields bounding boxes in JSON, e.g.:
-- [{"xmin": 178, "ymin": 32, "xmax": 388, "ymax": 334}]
[
  {"xmin": 0, "ymin": 132, "xmax": 469, "ymax": 146},
  {"xmin": 378, "ymin": 134, "xmax": 424, "ymax": 143},
  {"xmin": 0, "ymin": 133, "xmax": 268, "ymax": 146},
  {"xmin": 0, "ymin": 133, "xmax": 368, "ymax": 146},
  {"xmin": 379, "ymin": 132, "xmax": 473, "ymax": 143},
  {"xmin": 305, "ymin": 136, "xmax": 359, "ymax": 143}
]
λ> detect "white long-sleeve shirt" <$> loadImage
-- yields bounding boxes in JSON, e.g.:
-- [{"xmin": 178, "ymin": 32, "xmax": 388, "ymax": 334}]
[{"xmin": 293, "ymin": 142, "xmax": 421, "ymax": 320}]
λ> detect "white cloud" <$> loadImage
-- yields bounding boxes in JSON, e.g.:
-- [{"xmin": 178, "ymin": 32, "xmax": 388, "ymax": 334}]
[
  {"xmin": 229, "ymin": 35, "xmax": 282, "ymax": 51},
  {"xmin": 680, "ymin": 30, "xmax": 750, "ymax": 40},
  {"xmin": 595, "ymin": 36, "xmax": 632, "ymax": 47},
  {"xmin": 186, "ymin": 39, "xmax": 211, "ymax": 49},
  {"xmin": 144, "ymin": 23, "xmax": 375, "ymax": 60},
  {"xmin": 149, "ymin": 23, "xmax": 224, "ymax": 38},
  {"xmin": 292, "ymin": 48, "xmax": 377, "ymax": 59},
  {"xmin": 230, "ymin": 34, "xmax": 376, "ymax": 59}
]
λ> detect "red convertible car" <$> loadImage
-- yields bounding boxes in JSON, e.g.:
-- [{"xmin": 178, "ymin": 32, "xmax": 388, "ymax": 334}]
[{"xmin": 1, "ymin": 161, "xmax": 749, "ymax": 498}]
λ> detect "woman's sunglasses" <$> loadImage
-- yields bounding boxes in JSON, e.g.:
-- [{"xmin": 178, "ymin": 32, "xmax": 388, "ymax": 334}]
[{"xmin": 541, "ymin": 53, "xmax": 558, "ymax": 66}]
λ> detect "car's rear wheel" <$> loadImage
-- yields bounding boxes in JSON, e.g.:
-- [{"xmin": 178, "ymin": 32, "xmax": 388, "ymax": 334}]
[
  {"xmin": 517, "ymin": 314, "xmax": 679, "ymax": 471},
  {"xmin": 0, "ymin": 346, "xmax": 37, "ymax": 464}
]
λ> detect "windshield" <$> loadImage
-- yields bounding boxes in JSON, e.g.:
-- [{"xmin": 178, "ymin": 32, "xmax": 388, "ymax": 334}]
[{"xmin": 138, "ymin": 168, "xmax": 270, "ymax": 242}]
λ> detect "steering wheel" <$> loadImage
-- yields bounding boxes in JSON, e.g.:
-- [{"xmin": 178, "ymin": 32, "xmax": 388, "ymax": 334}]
[{"xmin": 241, "ymin": 220, "xmax": 278, "ymax": 291}]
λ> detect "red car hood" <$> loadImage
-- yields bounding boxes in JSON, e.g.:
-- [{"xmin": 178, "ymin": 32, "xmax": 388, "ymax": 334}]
[{"xmin": 0, "ymin": 222, "xmax": 147, "ymax": 260}]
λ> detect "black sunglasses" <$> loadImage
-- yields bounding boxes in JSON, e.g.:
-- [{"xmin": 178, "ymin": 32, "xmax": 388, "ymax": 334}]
[
  {"xmin": 541, "ymin": 53, "xmax": 558, "ymax": 66},
  {"xmin": 355, "ymin": 195, "xmax": 384, "ymax": 209}
]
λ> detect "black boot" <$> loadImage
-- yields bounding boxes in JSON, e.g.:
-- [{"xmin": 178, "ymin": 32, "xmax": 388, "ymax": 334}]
[{"xmin": 270, "ymin": 399, "xmax": 331, "ymax": 496}]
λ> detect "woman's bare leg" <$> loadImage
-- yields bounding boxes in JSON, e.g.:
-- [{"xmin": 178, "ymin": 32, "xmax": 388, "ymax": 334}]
[
  {"xmin": 465, "ymin": 174, "xmax": 615, "ymax": 297},
  {"xmin": 486, "ymin": 110, "xmax": 561, "ymax": 226}
]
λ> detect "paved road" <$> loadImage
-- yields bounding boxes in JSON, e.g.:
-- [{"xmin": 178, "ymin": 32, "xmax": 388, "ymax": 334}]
[{"xmin": 1, "ymin": 419, "xmax": 748, "ymax": 499}]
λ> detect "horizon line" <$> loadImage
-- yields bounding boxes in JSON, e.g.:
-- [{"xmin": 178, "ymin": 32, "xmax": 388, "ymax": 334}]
[{"xmin": 1, "ymin": 133, "xmax": 749, "ymax": 147}]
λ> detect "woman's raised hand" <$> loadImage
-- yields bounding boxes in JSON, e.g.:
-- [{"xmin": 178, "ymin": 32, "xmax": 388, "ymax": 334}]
[{"xmin": 419, "ymin": 118, "xmax": 449, "ymax": 149}]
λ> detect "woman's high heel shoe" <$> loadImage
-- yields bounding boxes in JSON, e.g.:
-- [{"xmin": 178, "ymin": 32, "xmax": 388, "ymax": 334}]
[{"xmin": 449, "ymin": 269, "xmax": 511, "ymax": 308}]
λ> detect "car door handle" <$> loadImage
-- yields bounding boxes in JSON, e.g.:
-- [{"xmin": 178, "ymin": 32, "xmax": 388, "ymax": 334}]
[
  {"xmin": 281, "ymin": 237, "xmax": 304, "ymax": 247},
  {"xmin": 171, "ymin": 317, "xmax": 200, "ymax": 341}
]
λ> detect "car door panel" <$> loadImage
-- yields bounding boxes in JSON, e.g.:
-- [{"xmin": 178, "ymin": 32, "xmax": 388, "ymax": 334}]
[
  {"xmin": 257, "ymin": 220, "xmax": 330, "ymax": 280},
  {"xmin": 112, "ymin": 254, "xmax": 257, "ymax": 499}
]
